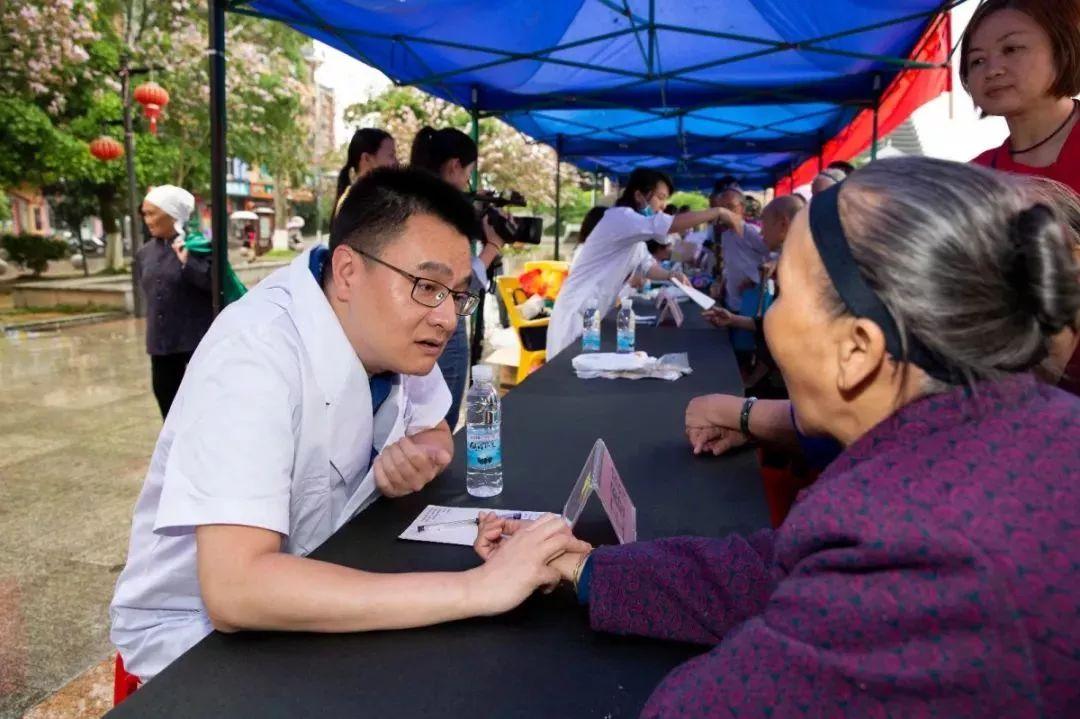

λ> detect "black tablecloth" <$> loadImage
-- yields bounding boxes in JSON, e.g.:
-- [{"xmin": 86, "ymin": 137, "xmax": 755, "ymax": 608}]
[{"xmin": 108, "ymin": 305, "xmax": 768, "ymax": 719}]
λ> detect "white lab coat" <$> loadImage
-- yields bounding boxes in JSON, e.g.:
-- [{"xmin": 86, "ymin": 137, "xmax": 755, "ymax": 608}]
[
  {"xmin": 547, "ymin": 207, "xmax": 674, "ymax": 358},
  {"xmin": 110, "ymin": 249, "xmax": 450, "ymax": 681}
]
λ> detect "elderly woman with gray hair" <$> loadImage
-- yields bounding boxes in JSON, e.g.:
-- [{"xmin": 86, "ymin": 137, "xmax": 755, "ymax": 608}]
[
  {"xmin": 479, "ymin": 157, "xmax": 1080, "ymax": 716},
  {"xmin": 134, "ymin": 185, "xmax": 213, "ymax": 419}
]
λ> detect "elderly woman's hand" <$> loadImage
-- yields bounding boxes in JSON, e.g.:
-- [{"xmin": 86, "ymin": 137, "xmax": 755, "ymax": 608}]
[
  {"xmin": 469, "ymin": 514, "xmax": 593, "ymax": 614},
  {"xmin": 474, "ymin": 513, "xmax": 591, "ymax": 561},
  {"xmin": 685, "ymin": 394, "xmax": 749, "ymax": 456},
  {"xmin": 171, "ymin": 238, "xmax": 188, "ymax": 266}
]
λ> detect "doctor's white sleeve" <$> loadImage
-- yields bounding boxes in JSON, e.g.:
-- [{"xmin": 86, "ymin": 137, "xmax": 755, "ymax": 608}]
[
  {"xmin": 602, "ymin": 208, "xmax": 676, "ymax": 247},
  {"xmin": 153, "ymin": 331, "xmax": 298, "ymax": 538},
  {"xmin": 402, "ymin": 363, "xmax": 453, "ymax": 434}
]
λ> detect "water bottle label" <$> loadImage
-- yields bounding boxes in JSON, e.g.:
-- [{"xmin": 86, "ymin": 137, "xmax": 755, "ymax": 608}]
[
  {"xmin": 582, "ymin": 331, "xmax": 601, "ymax": 352},
  {"xmin": 467, "ymin": 426, "xmax": 502, "ymax": 469},
  {"xmin": 617, "ymin": 332, "xmax": 634, "ymax": 353}
]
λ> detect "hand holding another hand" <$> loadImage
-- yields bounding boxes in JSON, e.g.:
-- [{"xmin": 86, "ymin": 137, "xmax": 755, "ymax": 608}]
[{"xmin": 470, "ymin": 514, "xmax": 593, "ymax": 615}]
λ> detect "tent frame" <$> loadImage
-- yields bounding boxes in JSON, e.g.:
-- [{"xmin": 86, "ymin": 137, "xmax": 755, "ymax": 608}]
[{"xmin": 207, "ymin": 0, "xmax": 959, "ymax": 309}]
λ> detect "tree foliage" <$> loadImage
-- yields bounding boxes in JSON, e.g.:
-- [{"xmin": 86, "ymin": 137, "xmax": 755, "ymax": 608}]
[
  {"xmin": 0, "ymin": 0, "xmax": 313, "ymax": 234},
  {"xmin": 344, "ymin": 86, "xmax": 582, "ymax": 209}
]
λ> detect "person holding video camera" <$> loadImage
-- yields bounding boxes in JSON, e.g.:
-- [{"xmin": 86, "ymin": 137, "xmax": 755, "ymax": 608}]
[
  {"xmin": 411, "ymin": 126, "xmax": 505, "ymax": 428},
  {"xmin": 547, "ymin": 168, "xmax": 743, "ymax": 358}
]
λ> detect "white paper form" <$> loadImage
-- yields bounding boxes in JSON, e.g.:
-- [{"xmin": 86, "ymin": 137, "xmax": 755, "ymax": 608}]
[
  {"xmin": 399, "ymin": 505, "xmax": 547, "ymax": 546},
  {"xmin": 670, "ymin": 278, "xmax": 717, "ymax": 311}
]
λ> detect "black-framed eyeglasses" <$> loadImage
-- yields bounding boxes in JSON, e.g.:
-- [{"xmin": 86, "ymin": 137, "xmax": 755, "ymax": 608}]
[{"xmin": 353, "ymin": 248, "xmax": 479, "ymax": 316}]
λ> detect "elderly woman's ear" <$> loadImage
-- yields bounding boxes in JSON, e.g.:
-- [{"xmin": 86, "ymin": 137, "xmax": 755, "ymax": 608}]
[{"xmin": 834, "ymin": 317, "xmax": 889, "ymax": 396}]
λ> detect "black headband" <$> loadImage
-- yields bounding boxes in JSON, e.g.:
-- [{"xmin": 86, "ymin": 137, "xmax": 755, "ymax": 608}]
[{"xmin": 809, "ymin": 183, "xmax": 955, "ymax": 384}]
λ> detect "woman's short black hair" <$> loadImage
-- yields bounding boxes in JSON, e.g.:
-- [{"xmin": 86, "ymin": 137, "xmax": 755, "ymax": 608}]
[
  {"xmin": 959, "ymin": 0, "xmax": 1080, "ymax": 99},
  {"xmin": 827, "ymin": 160, "xmax": 856, "ymax": 176},
  {"xmin": 645, "ymin": 239, "xmax": 669, "ymax": 257},
  {"xmin": 329, "ymin": 166, "xmax": 477, "ymax": 269}
]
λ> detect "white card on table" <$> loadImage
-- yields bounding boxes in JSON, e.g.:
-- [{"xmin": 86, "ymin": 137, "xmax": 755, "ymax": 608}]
[
  {"xmin": 657, "ymin": 295, "xmax": 684, "ymax": 327},
  {"xmin": 562, "ymin": 441, "xmax": 600, "ymax": 527},
  {"xmin": 561, "ymin": 439, "xmax": 637, "ymax": 544},
  {"xmin": 593, "ymin": 440, "xmax": 637, "ymax": 543},
  {"xmin": 399, "ymin": 505, "xmax": 545, "ymax": 546}
]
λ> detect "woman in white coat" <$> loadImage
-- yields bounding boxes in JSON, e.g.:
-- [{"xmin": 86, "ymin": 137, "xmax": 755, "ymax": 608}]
[{"xmin": 547, "ymin": 168, "xmax": 741, "ymax": 358}]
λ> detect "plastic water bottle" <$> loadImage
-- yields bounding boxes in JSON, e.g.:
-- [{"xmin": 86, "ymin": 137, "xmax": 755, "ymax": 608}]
[
  {"xmin": 466, "ymin": 365, "xmax": 502, "ymax": 497},
  {"xmin": 616, "ymin": 298, "xmax": 635, "ymax": 353},
  {"xmin": 581, "ymin": 299, "xmax": 601, "ymax": 353}
]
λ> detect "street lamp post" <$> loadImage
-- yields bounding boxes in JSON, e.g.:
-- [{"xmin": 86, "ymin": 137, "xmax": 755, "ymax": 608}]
[{"xmin": 120, "ymin": 56, "xmax": 145, "ymax": 316}]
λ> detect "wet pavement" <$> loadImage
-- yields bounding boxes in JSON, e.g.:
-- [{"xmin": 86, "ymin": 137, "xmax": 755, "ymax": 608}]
[{"xmin": 0, "ymin": 319, "xmax": 160, "ymax": 718}]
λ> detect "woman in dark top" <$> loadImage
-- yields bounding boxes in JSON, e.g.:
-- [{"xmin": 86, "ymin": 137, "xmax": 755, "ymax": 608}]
[
  {"xmin": 134, "ymin": 185, "xmax": 213, "ymax": 419},
  {"xmin": 409, "ymin": 126, "xmax": 505, "ymax": 429}
]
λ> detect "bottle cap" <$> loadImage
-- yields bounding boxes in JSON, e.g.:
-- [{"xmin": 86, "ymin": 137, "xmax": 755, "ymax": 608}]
[
  {"xmin": 472, "ymin": 364, "xmax": 494, "ymax": 383},
  {"xmin": 621, "ymin": 298, "xmax": 632, "ymax": 309}
]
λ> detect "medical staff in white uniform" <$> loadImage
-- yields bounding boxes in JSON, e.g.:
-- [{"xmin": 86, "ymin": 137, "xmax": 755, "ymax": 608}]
[
  {"xmin": 110, "ymin": 168, "xmax": 587, "ymax": 682},
  {"xmin": 547, "ymin": 168, "xmax": 741, "ymax": 358}
]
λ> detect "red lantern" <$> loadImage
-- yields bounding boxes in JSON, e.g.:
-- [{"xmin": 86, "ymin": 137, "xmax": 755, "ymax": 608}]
[
  {"xmin": 89, "ymin": 136, "xmax": 124, "ymax": 161},
  {"xmin": 133, "ymin": 81, "xmax": 170, "ymax": 135}
]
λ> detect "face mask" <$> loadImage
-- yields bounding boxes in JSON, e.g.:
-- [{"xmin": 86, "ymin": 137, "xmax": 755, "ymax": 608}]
[{"xmin": 640, "ymin": 206, "xmax": 655, "ymax": 217}]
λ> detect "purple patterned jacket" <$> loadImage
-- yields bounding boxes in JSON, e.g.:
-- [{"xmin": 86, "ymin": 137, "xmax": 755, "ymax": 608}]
[{"xmin": 589, "ymin": 375, "xmax": 1080, "ymax": 718}]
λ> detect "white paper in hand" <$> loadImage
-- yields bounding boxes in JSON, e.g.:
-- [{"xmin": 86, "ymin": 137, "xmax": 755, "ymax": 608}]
[{"xmin": 671, "ymin": 278, "xmax": 716, "ymax": 310}]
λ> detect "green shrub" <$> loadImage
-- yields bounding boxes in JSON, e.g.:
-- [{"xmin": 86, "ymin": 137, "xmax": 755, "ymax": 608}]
[{"xmin": 0, "ymin": 234, "xmax": 69, "ymax": 276}]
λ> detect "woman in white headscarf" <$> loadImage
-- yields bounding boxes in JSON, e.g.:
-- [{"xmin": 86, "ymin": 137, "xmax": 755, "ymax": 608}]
[{"xmin": 135, "ymin": 185, "xmax": 214, "ymax": 419}]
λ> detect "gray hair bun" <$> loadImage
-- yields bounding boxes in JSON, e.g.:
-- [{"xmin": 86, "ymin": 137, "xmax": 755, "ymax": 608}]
[{"xmin": 1010, "ymin": 203, "xmax": 1076, "ymax": 337}]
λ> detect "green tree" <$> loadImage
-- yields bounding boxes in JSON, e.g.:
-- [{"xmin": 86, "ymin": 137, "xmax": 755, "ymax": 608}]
[
  {"xmin": 344, "ymin": 86, "xmax": 581, "ymax": 209},
  {"xmin": 668, "ymin": 191, "xmax": 710, "ymax": 211},
  {"xmin": 1, "ymin": 0, "xmax": 315, "ymax": 263}
]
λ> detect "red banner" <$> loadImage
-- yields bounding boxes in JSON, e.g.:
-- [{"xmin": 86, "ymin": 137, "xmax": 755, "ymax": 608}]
[{"xmin": 775, "ymin": 12, "xmax": 952, "ymax": 195}]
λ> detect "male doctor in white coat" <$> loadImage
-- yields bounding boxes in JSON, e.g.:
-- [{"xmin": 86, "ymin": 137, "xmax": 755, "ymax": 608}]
[{"xmin": 111, "ymin": 167, "xmax": 586, "ymax": 682}]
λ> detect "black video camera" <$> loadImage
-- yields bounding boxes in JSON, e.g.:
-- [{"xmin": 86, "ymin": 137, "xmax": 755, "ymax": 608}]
[{"xmin": 471, "ymin": 189, "xmax": 544, "ymax": 245}]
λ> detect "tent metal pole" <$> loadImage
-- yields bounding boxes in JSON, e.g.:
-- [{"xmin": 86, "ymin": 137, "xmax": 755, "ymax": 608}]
[
  {"xmin": 647, "ymin": 0, "xmax": 656, "ymax": 75},
  {"xmin": 209, "ymin": 0, "xmax": 228, "ymax": 316},
  {"xmin": 554, "ymin": 135, "xmax": 563, "ymax": 261},
  {"xmin": 871, "ymin": 73, "xmax": 882, "ymax": 161},
  {"xmin": 871, "ymin": 103, "xmax": 880, "ymax": 161},
  {"xmin": 470, "ymin": 87, "xmax": 480, "ymax": 192}
]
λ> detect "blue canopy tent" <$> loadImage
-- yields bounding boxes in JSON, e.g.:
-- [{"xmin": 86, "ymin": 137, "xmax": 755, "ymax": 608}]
[
  {"xmin": 506, "ymin": 102, "xmax": 868, "ymax": 190},
  {"xmin": 205, "ymin": 0, "xmax": 960, "ymax": 309}
]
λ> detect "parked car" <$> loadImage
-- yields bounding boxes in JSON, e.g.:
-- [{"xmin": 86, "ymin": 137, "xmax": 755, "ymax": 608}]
[{"xmin": 66, "ymin": 234, "xmax": 106, "ymax": 256}]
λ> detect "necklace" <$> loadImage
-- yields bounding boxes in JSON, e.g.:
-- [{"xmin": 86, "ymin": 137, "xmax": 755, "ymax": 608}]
[{"xmin": 1009, "ymin": 99, "xmax": 1078, "ymax": 156}]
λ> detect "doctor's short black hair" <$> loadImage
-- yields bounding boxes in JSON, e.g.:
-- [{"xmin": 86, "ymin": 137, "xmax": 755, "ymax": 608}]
[{"xmin": 329, "ymin": 166, "xmax": 477, "ymax": 266}]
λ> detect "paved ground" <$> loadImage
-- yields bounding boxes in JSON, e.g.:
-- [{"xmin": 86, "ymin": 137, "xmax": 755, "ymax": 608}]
[{"xmin": 0, "ymin": 319, "xmax": 160, "ymax": 718}]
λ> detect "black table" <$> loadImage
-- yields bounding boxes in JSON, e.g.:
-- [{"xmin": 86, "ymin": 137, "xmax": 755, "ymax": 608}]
[{"xmin": 108, "ymin": 307, "xmax": 768, "ymax": 719}]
